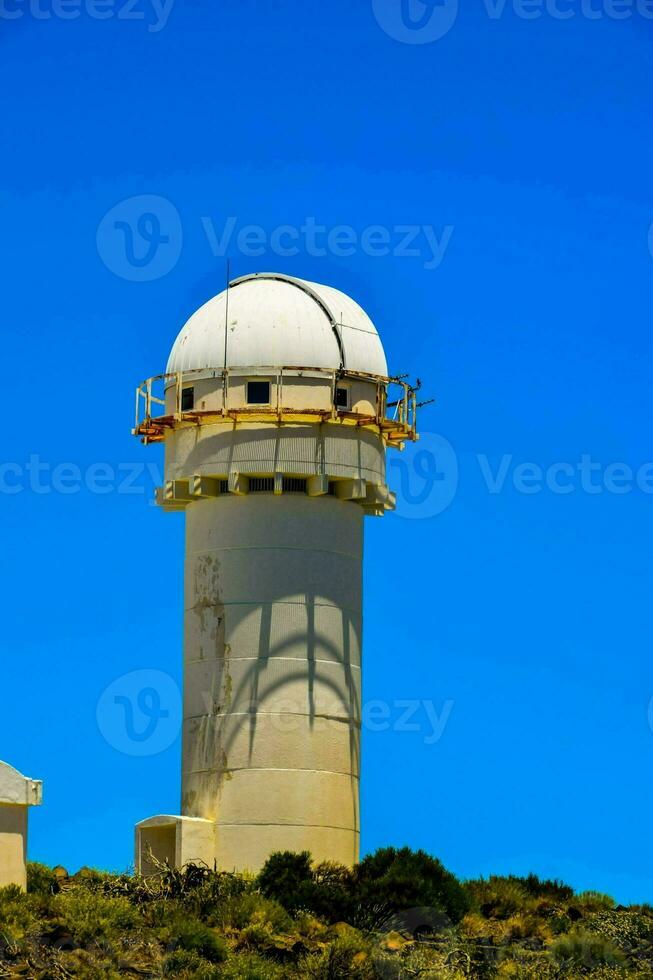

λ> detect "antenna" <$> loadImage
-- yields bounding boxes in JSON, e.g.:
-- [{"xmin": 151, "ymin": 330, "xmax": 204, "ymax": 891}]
[{"xmin": 223, "ymin": 258, "xmax": 231, "ymax": 370}]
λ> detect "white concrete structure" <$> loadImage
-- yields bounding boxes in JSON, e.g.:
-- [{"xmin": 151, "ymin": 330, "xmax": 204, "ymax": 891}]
[
  {"xmin": 0, "ymin": 761, "xmax": 42, "ymax": 890},
  {"xmin": 133, "ymin": 273, "xmax": 419, "ymax": 873},
  {"xmin": 135, "ymin": 815, "xmax": 215, "ymax": 875}
]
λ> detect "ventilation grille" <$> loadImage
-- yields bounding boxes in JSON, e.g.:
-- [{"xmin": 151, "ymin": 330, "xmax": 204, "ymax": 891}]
[
  {"xmin": 249, "ymin": 477, "xmax": 275, "ymax": 493},
  {"xmin": 282, "ymin": 477, "xmax": 307, "ymax": 494},
  {"xmin": 219, "ymin": 480, "xmax": 229, "ymax": 494}
]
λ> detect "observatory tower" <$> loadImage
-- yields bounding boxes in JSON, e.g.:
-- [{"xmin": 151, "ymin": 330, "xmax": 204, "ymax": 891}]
[{"xmin": 133, "ymin": 273, "xmax": 419, "ymax": 872}]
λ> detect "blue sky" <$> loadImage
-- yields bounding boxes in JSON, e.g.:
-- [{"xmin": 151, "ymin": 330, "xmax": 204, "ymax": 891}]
[{"xmin": 1, "ymin": 0, "xmax": 653, "ymax": 902}]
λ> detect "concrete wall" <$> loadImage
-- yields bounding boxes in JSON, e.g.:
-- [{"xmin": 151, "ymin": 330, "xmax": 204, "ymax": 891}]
[
  {"xmin": 165, "ymin": 421, "xmax": 386, "ymax": 486},
  {"xmin": 181, "ymin": 493, "xmax": 363, "ymax": 871},
  {"xmin": 0, "ymin": 805, "xmax": 28, "ymax": 890}
]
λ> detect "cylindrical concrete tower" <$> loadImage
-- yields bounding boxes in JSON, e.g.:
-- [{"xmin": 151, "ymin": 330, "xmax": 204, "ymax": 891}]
[{"xmin": 134, "ymin": 273, "xmax": 418, "ymax": 873}]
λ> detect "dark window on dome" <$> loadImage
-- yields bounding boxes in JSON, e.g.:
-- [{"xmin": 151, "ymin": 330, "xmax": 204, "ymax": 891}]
[
  {"xmin": 335, "ymin": 386, "xmax": 350, "ymax": 409},
  {"xmin": 247, "ymin": 381, "xmax": 271, "ymax": 405},
  {"xmin": 181, "ymin": 387, "xmax": 195, "ymax": 411}
]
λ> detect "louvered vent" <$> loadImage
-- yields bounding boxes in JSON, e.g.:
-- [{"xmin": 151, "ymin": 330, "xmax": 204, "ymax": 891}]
[
  {"xmin": 282, "ymin": 477, "xmax": 307, "ymax": 494},
  {"xmin": 249, "ymin": 477, "xmax": 275, "ymax": 493}
]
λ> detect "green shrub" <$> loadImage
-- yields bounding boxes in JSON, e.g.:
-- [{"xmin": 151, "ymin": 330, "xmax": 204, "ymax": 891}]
[
  {"xmin": 353, "ymin": 847, "xmax": 470, "ymax": 925},
  {"xmin": 162, "ymin": 949, "xmax": 223, "ymax": 978},
  {"xmin": 161, "ymin": 915, "xmax": 228, "ymax": 963},
  {"xmin": 219, "ymin": 952, "xmax": 287, "ymax": 979},
  {"xmin": 495, "ymin": 949, "xmax": 560, "ymax": 978},
  {"xmin": 211, "ymin": 891, "xmax": 293, "ymax": 932},
  {"xmin": 550, "ymin": 929, "xmax": 626, "ymax": 970},
  {"xmin": 26, "ymin": 862, "xmax": 60, "ymax": 896},
  {"xmin": 466, "ymin": 877, "xmax": 532, "ymax": 919},
  {"xmin": 257, "ymin": 852, "xmax": 355, "ymax": 923},
  {"xmin": 577, "ymin": 891, "xmax": 616, "ymax": 911},
  {"xmin": 309, "ymin": 861, "xmax": 356, "ymax": 923},
  {"xmin": 0, "ymin": 884, "xmax": 37, "ymax": 942},
  {"xmin": 53, "ymin": 891, "xmax": 139, "ymax": 944},
  {"xmin": 186, "ymin": 871, "xmax": 252, "ymax": 920},
  {"xmin": 257, "ymin": 848, "xmax": 469, "ymax": 928},
  {"xmin": 257, "ymin": 851, "xmax": 314, "ymax": 913},
  {"xmin": 296, "ymin": 931, "xmax": 374, "ymax": 979},
  {"xmin": 512, "ymin": 874, "xmax": 574, "ymax": 902},
  {"xmin": 54, "ymin": 947, "xmax": 125, "ymax": 979}
]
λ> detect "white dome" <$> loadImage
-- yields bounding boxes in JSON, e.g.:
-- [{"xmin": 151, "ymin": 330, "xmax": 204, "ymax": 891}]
[{"xmin": 166, "ymin": 273, "xmax": 388, "ymax": 377}]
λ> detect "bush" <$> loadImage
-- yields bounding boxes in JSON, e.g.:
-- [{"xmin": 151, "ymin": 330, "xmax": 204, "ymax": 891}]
[
  {"xmin": 577, "ymin": 891, "xmax": 616, "ymax": 911},
  {"xmin": 219, "ymin": 952, "xmax": 287, "ymax": 979},
  {"xmin": 53, "ymin": 891, "xmax": 140, "ymax": 944},
  {"xmin": 309, "ymin": 862, "xmax": 356, "ymax": 923},
  {"xmin": 187, "ymin": 871, "xmax": 252, "ymax": 920},
  {"xmin": 466, "ymin": 877, "xmax": 532, "ymax": 920},
  {"xmin": 257, "ymin": 851, "xmax": 314, "ymax": 914},
  {"xmin": 26, "ymin": 862, "xmax": 61, "ymax": 896},
  {"xmin": 0, "ymin": 884, "xmax": 37, "ymax": 942},
  {"xmin": 211, "ymin": 891, "xmax": 293, "ymax": 932},
  {"xmin": 257, "ymin": 852, "xmax": 355, "ymax": 923},
  {"xmin": 296, "ymin": 930, "xmax": 374, "ymax": 979},
  {"xmin": 353, "ymin": 847, "xmax": 470, "ymax": 926},
  {"xmin": 513, "ymin": 874, "xmax": 574, "ymax": 902},
  {"xmin": 160, "ymin": 915, "xmax": 228, "ymax": 963},
  {"xmin": 550, "ymin": 929, "xmax": 626, "ymax": 970},
  {"xmin": 162, "ymin": 949, "xmax": 223, "ymax": 978}
]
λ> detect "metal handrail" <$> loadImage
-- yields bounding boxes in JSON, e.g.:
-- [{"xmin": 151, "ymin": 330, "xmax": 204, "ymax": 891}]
[{"xmin": 133, "ymin": 366, "xmax": 419, "ymax": 444}]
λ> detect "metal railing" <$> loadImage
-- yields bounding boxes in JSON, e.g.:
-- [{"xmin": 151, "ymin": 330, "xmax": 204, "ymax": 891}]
[{"xmin": 133, "ymin": 366, "xmax": 420, "ymax": 447}]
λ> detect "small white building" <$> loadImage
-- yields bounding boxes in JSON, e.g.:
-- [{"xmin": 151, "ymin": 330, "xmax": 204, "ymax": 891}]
[{"xmin": 0, "ymin": 761, "xmax": 42, "ymax": 890}]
